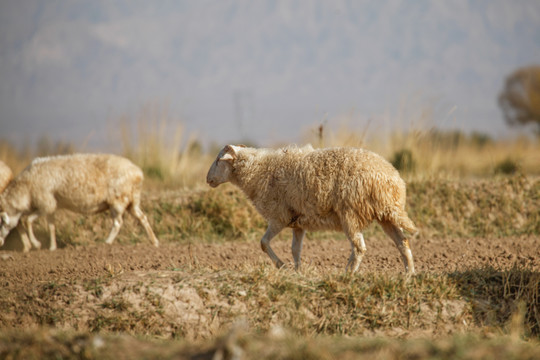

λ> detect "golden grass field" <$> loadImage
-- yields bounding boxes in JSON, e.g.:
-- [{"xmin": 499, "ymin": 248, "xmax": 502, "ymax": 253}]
[{"xmin": 0, "ymin": 117, "xmax": 539, "ymax": 359}]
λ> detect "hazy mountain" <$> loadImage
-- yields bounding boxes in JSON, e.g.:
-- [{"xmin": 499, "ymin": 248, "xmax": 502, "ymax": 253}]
[{"xmin": 1, "ymin": 0, "xmax": 539, "ymax": 149}]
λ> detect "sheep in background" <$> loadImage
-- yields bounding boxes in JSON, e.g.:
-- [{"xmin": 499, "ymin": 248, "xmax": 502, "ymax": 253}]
[
  {"xmin": 206, "ymin": 145, "xmax": 417, "ymax": 274},
  {"xmin": 0, "ymin": 154, "xmax": 159, "ymax": 252},
  {"xmin": 0, "ymin": 161, "xmax": 13, "ymax": 193}
]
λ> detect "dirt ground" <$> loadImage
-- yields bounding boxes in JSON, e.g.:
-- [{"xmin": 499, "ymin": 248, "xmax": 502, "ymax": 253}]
[
  {"xmin": 1, "ymin": 234, "xmax": 538, "ymax": 289},
  {"xmin": 0, "ymin": 233, "xmax": 539, "ymax": 358}
]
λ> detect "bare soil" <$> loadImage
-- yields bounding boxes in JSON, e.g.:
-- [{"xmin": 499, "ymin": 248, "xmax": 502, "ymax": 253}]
[
  {"xmin": 1, "ymin": 235, "xmax": 538, "ymax": 287},
  {"xmin": 0, "ymin": 234, "xmax": 539, "ymax": 358}
]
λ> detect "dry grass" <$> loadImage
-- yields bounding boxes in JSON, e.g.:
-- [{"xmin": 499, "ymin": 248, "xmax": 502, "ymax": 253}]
[
  {"xmin": 117, "ymin": 105, "xmax": 213, "ymax": 188},
  {"xmin": 1, "ymin": 265, "xmax": 538, "ymax": 359},
  {"xmin": 303, "ymin": 122, "xmax": 540, "ymax": 179},
  {"xmin": 21, "ymin": 175, "xmax": 534, "ymax": 249},
  {"xmin": 1, "ymin": 106, "xmax": 540, "ymax": 187},
  {"xmin": 2, "ymin": 327, "xmax": 540, "ymax": 360},
  {"xmin": 0, "ymin": 105, "xmax": 214, "ymax": 189},
  {"xmin": 1, "ymin": 112, "xmax": 538, "ymax": 245},
  {"xmin": 2, "ymin": 265, "xmax": 539, "ymax": 338},
  {"xmin": 1, "ymin": 110, "xmax": 540, "ymax": 358},
  {"xmin": 407, "ymin": 175, "xmax": 539, "ymax": 238}
]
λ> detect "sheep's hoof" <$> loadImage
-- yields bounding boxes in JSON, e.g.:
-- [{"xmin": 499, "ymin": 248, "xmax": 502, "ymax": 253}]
[{"xmin": 276, "ymin": 260, "xmax": 285, "ymax": 269}]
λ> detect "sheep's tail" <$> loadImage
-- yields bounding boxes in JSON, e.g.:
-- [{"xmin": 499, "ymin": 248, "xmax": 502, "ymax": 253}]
[{"xmin": 396, "ymin": 211, "xmax": 418, "ymax": 235}]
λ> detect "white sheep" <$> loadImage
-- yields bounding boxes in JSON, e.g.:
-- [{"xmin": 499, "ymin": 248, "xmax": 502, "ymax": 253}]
[
  {"xmin": 0, "ymin": 160, "xmax": 13, "ymax": 193},
  {"xmin": 206, "ymin": 145, "xmax": 417, "ymax": 274},
  {"xmin": 0, "ymin": 153, "xmax": 159, "ymax": 252}
]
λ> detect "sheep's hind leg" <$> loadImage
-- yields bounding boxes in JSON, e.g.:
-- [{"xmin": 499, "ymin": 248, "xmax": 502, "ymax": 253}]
[
  {"xmin": 379, "ymin": 220, "xmax": 415, "ymax": 275},
  {"xmin": 291, "ymin": 228, "xmax": 305, "ymax": 270},
  {"xmin": 260, "ymin": 222, "xmax": 286, "ymax": 269},
  {"xmin": 345, "ymin": 232, "xmax": 367, "ymax": 273},
  {"xmin": 129, "ymin": 204, "xmax": 159, "ymax": 247}
]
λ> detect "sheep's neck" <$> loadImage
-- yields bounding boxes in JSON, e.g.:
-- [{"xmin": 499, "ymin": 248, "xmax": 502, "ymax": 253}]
[
  {"xmin": 231, "ymin": 156, "xmax": 267, "ymax": 202},
  {"xmin": 1, "ymin": 180, "xmax": 31, "ymax": 214}
]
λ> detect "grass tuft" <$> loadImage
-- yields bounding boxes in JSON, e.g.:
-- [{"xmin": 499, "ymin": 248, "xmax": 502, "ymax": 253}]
[{"xmin": 451, "ymin": 266, "xmax": 540, "ymax": 337}]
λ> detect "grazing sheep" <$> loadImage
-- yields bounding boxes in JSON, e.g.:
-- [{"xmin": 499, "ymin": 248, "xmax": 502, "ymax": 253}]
[
  {"xmin": 0, "ymin": 161, "xmax": 13, "ymax": 193},
  {"xmin": 206, "ymin": 145, "xmax": 417, "ymax": 274},
  {"xmin": 0, "ymin": 154, "xmax": 159, "ymax": 252}
]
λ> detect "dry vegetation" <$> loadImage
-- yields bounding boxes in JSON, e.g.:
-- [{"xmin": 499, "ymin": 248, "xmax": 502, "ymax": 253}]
[
  {"xmin": 1, "ymin": 264, "xmax": 539, "ymax": 359},
  {"xmin": 0, "ymin": 113, "xmax": 539, "ymax": 359}
]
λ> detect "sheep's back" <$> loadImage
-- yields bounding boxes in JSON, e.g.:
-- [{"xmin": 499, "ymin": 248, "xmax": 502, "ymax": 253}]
[
  {"xmin": 289, "ymin": 147, "xmax": 401, "ymax": 194},
  {"xmin": 24, "ymin": 154, "xmax": 143, "ymax": 213},
  {"xmin": 273, "ymin": 148, "xmax": 406, "ymax": 226}
]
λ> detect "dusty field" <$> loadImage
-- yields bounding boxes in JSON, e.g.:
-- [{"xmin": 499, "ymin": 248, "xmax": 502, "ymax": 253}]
[
  {"xmin": 0, "ymin": 235, "xmax": 538, "ymax": 324},
  {"xmin": 0, "ymin": 177, "xmax": 539, "ymax": 359},
  {"xmin": 1, "ymin": 235, "xmax": 539, "ymax": 286}
]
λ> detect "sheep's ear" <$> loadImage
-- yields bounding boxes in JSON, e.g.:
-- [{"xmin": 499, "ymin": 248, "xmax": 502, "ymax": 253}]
[
  {"xmin": 221, "ymin": 145, "xmax": 238, "ymax": 162},
  {"xmin": 0, "ymin": 212, "xmax": 8, "ymax": 225},
  {"xmin": 221, "ymin": 153, "xmax": 235, "ymax": 162}
]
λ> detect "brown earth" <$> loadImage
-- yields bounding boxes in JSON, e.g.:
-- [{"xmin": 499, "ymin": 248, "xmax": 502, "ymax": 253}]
[
  {"xmin": 0, "ymin": 235, "xmax": 538, "ymax": 340},
  {"xmin": 0, "ymin": 234, "xmax": 539, "ymax": 360},
  {"xmin": 1, "ymin": 235, "xmax": 538, "ymax": 286}
]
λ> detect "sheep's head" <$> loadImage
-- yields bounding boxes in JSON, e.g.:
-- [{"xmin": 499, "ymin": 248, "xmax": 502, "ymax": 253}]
[
  {"xmin": 0, "ymin": 211, "xmax": 20, "ymax": 247},
  {"xmin": 206, "ymin": 145, "xmax": 243, "ymax": 188}
]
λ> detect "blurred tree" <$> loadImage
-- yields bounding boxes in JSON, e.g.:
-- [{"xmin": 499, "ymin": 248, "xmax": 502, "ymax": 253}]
[{"xmin": 499, "ymin": 65, "xmax": 540, "ymax": 135}]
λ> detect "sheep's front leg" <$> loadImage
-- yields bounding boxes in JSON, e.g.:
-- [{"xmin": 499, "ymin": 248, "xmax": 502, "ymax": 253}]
[
  {"xmin": 46, "ymin": 214, "xmax": 57, "ymax": 251},
  {"xmin": 260, "ymin": 222, "xmax": 285, "ymax": 269},
  {"xmin": 345, "ymin": 233, "xmax": 367, "ymax": 273},
  {"xmin": 291, "ymin": 228, "xmax": 305, "ymax": 270},
  {"xmin": 16, "ymin": 223, "xmax": 32, "ymax": 252},
  {"xmin": 105, "ymin": 209, "xmax": 124, "ymax": 245}
]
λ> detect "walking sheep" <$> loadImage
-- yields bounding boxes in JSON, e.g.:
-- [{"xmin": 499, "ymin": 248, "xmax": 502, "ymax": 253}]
[
  {"xmin": 0, "ymin": 154, "xmax": 159, "ymax": 252},
  {"xmin": 206, "ymin": 145, "xmax": 417, "ymax": 274},
  {"xmin": 0, "ymin": 160, "xmax": 13, "ymax": 193}
]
